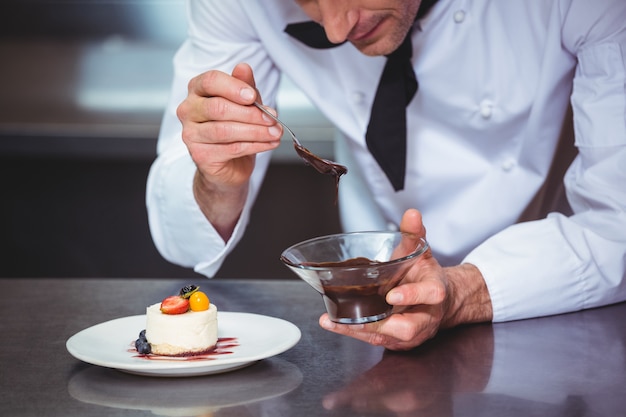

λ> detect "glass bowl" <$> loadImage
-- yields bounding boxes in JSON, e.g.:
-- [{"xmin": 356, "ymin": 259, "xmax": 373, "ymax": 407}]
[{"xmin": 280, "ymin": 231, "xmax": 429, "ymax": 324}]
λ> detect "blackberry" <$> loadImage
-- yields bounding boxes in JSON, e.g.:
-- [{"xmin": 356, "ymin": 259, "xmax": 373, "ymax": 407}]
[
  {"xmin": 179, "ymin": 284, "xmax": 199, "ymax": 299},
  {"xmin": 135, "ymin": 338, "xmax": 151, "ymax": 354},
  {"xmin": 135, "ymin": 329, "xmax": 151, "ymax": 354}
]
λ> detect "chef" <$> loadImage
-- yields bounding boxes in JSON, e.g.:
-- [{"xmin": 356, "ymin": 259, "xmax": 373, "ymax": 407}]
[{"xmin": 147, "ymin": 0, "xmax": 626, "ymax": 350}]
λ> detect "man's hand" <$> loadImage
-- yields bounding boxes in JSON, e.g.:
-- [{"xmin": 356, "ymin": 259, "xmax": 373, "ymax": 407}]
[
  {"xmin": 319, "ymin": 209, "xmax": 493, "ymax": 350},
  {"xmin": 176, "ymin": 62, "xmax": 283, "ymax": 240}
]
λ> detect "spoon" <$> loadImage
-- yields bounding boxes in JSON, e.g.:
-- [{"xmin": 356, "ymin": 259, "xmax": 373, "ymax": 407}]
[{"xmin": 253, "ymin": 101, "xmax": 348, "ymax": 183}]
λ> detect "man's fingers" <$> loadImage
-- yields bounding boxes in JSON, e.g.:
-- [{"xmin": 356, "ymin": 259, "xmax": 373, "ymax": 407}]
[
  {"xmin": 231, "ymin": 62, "xmax": 257, "ymax": 92},
  {"xmin": 319, "ymin": 314, "xmax": 388, "ymax": 346},
  {"xmin": 194, "ymin": 119, "xmax": 282, "ymax": 143},
  {"xmin": 399, "ymin": 208, "xmax": 426, "ymax": 238},
  {"xmin": 319, "ymin": 313, "xmax": 435, "ymax": 350},
  {"xmin": 391, "ymin": 208, "xmax": 428, "ymax": 259},
  {"xmin": 387, "ymin": 279, "xmax": 446, "ymax": 306},
  {"xmin": 178, "ymin": 95, "xmax": 264, "ymax": 125},
  {"xmin": 188, "ymin": 67, "xmax": 257, "ymax": 104}
]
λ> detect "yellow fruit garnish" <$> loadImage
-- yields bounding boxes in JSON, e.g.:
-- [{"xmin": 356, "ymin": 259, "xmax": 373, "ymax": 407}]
[{"xmin": 189, "ymin": 291, "xmax": 210, "ymax": 311}]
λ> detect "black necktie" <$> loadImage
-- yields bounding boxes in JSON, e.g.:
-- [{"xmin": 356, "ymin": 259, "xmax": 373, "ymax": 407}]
[
  {"xmin": 365, "ymin": 32, "xmax": 416, "ymax": 191},
  {"xmin": 285, "ymin": 0, "xmax": 439, "ymax": 191}
]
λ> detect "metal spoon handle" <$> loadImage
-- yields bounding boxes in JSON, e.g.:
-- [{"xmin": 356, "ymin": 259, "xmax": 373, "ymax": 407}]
[
  {"xmin": 252, "ymin": 101, "xmax": 347, "ymax": 191},
  {"xmin": 252, "ymin": 101, "xmax": 302, "ymax": 146}
]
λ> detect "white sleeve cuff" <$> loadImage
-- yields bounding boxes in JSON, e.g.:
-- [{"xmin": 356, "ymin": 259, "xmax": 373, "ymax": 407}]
[{"xmin": 146, "ymin": 148, "xmax": 271, "ymax": 277}]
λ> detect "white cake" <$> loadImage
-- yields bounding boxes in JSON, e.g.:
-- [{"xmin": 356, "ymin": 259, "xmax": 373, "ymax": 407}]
[{"xmin": 145, "ymin": 302, "xmax": 218, "ymax": 356}]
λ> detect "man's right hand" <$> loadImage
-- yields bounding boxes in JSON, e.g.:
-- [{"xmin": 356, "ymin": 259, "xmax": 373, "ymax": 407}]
[{"xmin": 176, "ymin": 62, "xmax": 283, "ymax": 240}]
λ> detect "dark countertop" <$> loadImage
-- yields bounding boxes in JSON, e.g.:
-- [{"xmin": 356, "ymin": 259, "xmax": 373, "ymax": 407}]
[{"xmin": 1, "ymin": 277, "xmax": 625, "ymax": 416}]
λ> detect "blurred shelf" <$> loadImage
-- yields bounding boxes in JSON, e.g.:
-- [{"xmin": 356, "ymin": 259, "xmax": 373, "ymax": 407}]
[{"xmin": 0, "ymin": 0, "xmax": 335, "ymax": 161}]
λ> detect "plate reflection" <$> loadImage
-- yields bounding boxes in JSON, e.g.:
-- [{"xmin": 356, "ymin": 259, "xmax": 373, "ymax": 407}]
[{"xmin": 68, "ymin": 358, "xmax": 302, "ymax": 416}]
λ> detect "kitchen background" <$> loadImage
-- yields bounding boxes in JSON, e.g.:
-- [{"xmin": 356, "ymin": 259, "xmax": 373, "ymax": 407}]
[{"xmin": 0, "ymin": 0, "xmax": 342, "ymax": 279}]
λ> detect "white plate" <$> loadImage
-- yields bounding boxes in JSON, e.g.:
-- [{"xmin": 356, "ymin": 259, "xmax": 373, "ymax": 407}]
[{"xmin": 66, "ymin": 312, "xmax": 301, "ymax": 377}]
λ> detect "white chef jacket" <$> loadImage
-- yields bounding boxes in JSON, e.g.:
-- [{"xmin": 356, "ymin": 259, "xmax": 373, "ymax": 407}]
[{"xmin": 146, "ymin": 0, "xmax": 626, "ymax": 322}]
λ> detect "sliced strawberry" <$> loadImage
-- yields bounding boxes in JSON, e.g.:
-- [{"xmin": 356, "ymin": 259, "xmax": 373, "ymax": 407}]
[{"xmin": 160, "ymin": 295, "xmax": 189, "ymax": 314}]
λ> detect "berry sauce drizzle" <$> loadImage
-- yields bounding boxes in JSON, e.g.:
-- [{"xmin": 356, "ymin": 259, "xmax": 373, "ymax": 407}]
[{"xmin": 129, "ymin": 337, "xmax": 239, "ymax": 361}]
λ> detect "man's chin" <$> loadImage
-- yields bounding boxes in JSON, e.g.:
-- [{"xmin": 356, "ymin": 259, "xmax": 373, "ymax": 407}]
[{"xmin": 352, "ymin": 41, "xmax": 397, "ymax": 57}]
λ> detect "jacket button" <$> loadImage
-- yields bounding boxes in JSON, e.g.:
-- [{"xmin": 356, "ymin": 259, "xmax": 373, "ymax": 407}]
[
  {"xmin": 480, "ymin": 101, "xmax": 493, "ymax": 119},
  {"xmin": 351, "ymin": 91, "xmax": 366, "ymax": 105},
  {"xmin": 501, "ymin": 158, "xmax": 516, "ymax": 171},
  {"xmin": 454, "ymin": 10, "xmax": 466, "ymax": 23}
]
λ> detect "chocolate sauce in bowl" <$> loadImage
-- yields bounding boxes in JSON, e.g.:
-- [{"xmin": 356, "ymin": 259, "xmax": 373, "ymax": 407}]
[
  {"xmin": 284, "ymin": 236, "xmax": 428, "ymax": 324},
  {"xmin": 303, "ymin": 257, "xmax": 383, "ymax": 268},
  {"xmin": 303, "ymin": 257, "xmax": 396, "ymax": 323},
  {"xmin": 322, "ymin": 283, "xmax": 391, "ymax": 323}
]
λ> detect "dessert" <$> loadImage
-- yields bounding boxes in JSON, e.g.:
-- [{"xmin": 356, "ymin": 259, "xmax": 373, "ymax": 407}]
[{"xmin": 135, "ymin": 285, "xmax": 218, "ymax": 356}]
